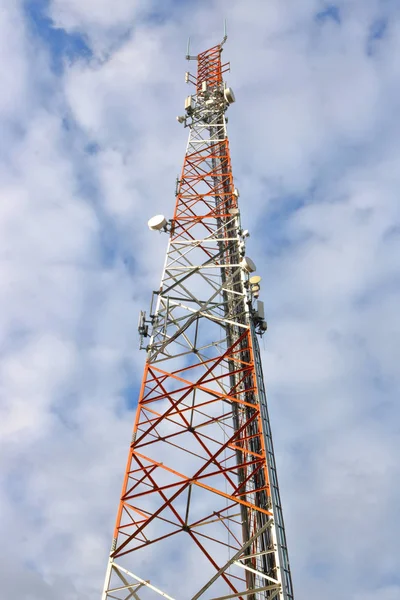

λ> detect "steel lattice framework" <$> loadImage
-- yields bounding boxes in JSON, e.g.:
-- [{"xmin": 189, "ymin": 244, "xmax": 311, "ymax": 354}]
[{"xmin": 101, "ymin": 41, "xmax": 294, "ymax": 600}]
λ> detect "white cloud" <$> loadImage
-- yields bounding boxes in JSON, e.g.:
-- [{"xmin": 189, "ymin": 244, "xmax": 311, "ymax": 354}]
[
  {"xmin": 51, "ymin": 0, "xmax": 139, "ymax": 28},
  {"xmin": 0, "ymin": 3, "xmax": 29, "ymax": 120},
  {"xmin": 49, "ymin": 0, "xmax": 141, "ymax": 54}
]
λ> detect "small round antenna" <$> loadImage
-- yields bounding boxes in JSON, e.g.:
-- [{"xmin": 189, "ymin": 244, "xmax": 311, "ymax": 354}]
[
  {"xmin": 241, "ymin": 257, "xmax": 257, "ymax": 273},
  {"xmin": 224, "ymin": 88, "xmax": 236, "ymax": 104},
  {"xmin": 249, "ymin": 275, "xmax": 261, "ymax": 285},
  {"xmin": 148, "ymin": 215, "xmax": 167, "ymax": 231}
]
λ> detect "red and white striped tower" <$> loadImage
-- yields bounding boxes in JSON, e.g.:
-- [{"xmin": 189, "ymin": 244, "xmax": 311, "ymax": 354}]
[{"xmin": 101, "ymin": 39, "xmax": 295, "ymax": 600}]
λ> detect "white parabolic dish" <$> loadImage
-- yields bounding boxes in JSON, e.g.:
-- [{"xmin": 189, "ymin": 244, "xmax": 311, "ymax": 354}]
[
  {"xmin": 224, "ymin": 87, "xmax": 236, "ymax": 104},
  {"xmin": 148, "ymin": 214, "xmax": 167, "ymax": 231},
  {"xmin": 241, "ymin": 256, "xmax": 257, "ymax": 273},
  {"xmin": 249, "ymin": 275, "xmax": 262, "ymax": 285}
]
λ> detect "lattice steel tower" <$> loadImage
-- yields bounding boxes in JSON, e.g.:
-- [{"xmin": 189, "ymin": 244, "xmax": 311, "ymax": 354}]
[{"xmin": 101, "ymin": 39, "xmax": 294, "ymax": 600}]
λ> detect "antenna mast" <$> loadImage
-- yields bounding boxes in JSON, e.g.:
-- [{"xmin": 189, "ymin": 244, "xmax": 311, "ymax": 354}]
[{"xmin": 101, "ymin": 39, "xmax": 294, "ymax": 600}]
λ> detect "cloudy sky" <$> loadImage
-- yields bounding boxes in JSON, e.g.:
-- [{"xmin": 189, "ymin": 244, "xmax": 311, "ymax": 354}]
[{"xmin": 0, "ymin": 0, "xmax": 399, "ymax": 598}]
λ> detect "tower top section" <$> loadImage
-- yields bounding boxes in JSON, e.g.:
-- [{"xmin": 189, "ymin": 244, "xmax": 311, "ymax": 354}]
[
  {"xmin": 178, "ymin": 41, "xmax": 234, "ymax": 127},
  {"xmin": 195, "ymin": 44, "xmax": 230, "ymax": 94},
  {"xmin": 185, "ymin": 35, "xmax": 230, "ymax": 95}
]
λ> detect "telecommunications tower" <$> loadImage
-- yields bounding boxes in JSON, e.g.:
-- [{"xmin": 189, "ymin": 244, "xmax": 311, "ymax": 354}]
[{"xmin": 101, "ymin": 38, "xmax": 294, "ymax": 600}]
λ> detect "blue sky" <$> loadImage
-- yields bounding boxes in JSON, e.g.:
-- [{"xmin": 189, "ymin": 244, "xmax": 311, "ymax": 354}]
[
  {"xmin": 0, "ymin": 1, "xmax": 400, "ymax": 599},
  {"xmin": 25, "ymin": 0, "xmax": 92, "ymax": 73}
]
